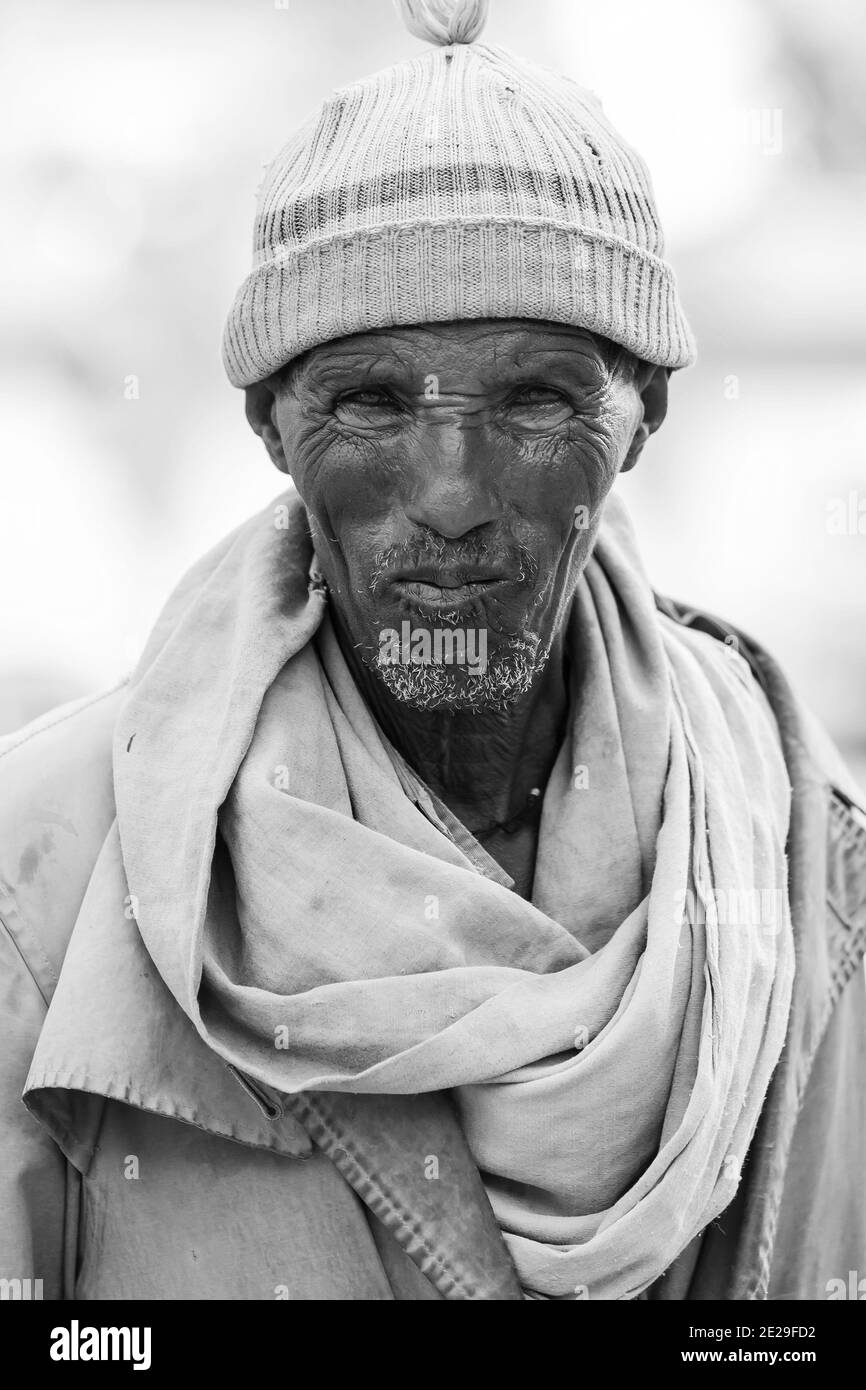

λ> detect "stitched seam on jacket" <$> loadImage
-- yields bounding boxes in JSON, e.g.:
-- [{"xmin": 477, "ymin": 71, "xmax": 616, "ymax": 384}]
[
  {"xmin": 0, "ymin": 910, "xmax": 53, "ymax": 1009},
  {"xmin": 0, "ymin": 682, "xmax": 126, "ymax": 766},
  {"xmin": 825, "ymin": 796, "xmax": 866, "ymax": 1004},
  {"xmin": 26, "ymin": 1073, "xmax": 313, "ymax": 1161},
  {"xmin": 288, "ymin": 1094, "xmax": 474, "ymax": 1300},
  {"xmin": 826, "ymin": 901, "xmax": 866, "ymax": 1006},
  {"xmin": 831, "ymin": 814, "xmax": 866, "ymax": 853}
]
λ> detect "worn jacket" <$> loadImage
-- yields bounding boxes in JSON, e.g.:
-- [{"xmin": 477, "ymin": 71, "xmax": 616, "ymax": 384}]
[{"xmin": 1, "ymin": 600, "xmax": 864, "ymax": 1301}]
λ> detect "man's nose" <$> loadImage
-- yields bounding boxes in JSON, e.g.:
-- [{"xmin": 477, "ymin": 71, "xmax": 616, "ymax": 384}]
[{"xmin": 403, "ymin": 419, "xmax": 502, "ymax": 538}]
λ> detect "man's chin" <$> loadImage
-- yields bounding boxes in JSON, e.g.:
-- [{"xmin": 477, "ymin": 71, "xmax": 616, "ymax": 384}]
[{"xmin": 370, "ymin": 637, "xmax": 546, "ymax": 714}]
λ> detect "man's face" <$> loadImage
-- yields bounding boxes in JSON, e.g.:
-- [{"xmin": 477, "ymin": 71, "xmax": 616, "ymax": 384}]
[{"xmin": 265, "ymin": 319, "xmax": 652, "ymax": 710}]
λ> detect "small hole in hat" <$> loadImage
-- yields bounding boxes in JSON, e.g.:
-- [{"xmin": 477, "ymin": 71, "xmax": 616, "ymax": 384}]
[{"xmin": 583, "ymin": 135, "xmax": 608, "ymax": 178}]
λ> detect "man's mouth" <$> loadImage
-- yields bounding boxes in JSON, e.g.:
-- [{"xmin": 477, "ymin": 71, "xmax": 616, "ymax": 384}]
[{"xmin": 387, "ymin": 568, "xmax": 513, "ymax": 612}]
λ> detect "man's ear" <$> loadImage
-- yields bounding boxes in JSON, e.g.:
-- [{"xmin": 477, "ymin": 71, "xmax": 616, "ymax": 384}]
[
  {"xmin": 245, "ymin": 378, "xmax": 290, "ymax": 474},
  {"xmin": 620, "ymin": 364, "xmax": 670, "ymax": 474}
]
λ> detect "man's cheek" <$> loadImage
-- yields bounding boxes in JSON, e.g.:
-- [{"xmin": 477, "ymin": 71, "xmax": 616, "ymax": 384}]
[
  {"xmin": 529, "ymin": 466, "xmax": 611, "ymax": 600},
  {"xmin": 327, "ymin": 521, "xmax": 395, "ymax": 593},
  {"xmin": 531, "ymin": 451, "xmax": 606, "ymax": 543},
  {"xmin": 289, "ymin": 417, "xmax": 364, "ymax": 496},
  {"xmin": 301, "ymin": 448, "xmax": 408, "ymax": 528}
]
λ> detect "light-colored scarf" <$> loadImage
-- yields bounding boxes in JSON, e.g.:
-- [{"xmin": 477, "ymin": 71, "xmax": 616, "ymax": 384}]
[{"xmin": 115, "ymin": 487, "xmax": 795, "ymax": 1300}]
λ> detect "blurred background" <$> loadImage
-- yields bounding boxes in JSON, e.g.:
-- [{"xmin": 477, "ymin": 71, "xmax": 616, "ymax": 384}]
[{"xmin": 1, "ymin": 0, "xmax": 864, "ymax": 780}]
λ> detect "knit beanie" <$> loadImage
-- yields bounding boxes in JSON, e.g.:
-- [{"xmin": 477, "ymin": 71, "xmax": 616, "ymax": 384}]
[{"xmin": 222, "ymin": 0, "xmax": 696, "ymax": 388}]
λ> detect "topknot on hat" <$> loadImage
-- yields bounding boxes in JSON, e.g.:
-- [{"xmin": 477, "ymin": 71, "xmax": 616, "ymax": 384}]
[{"xmin": 396, "ymin": 0, "xmax": 490, "ymax": 46}]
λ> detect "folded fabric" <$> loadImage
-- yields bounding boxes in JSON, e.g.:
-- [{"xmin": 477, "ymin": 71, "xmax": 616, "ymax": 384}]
[{"xmin": 114, "ymin": 487, "xmax": 794, "ymax": 1300}]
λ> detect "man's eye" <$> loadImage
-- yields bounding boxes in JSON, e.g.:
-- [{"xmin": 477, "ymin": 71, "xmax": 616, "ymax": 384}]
[
  {"xmin": 334, "ymin": 389, "xmax": 402, "ymax": 419},
  {"xmin": 503, "ymin": 387, "xmax": 574, "ymax": 425},
  {"xmin": 510, "ymin": 387, "xmax": 566, "ymax": 406}
]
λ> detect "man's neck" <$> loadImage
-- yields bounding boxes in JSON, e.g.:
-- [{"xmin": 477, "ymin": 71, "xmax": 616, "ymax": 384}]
[{"xmin": 329, "ymin": 603, "xmax": 571, "ymax": 834}]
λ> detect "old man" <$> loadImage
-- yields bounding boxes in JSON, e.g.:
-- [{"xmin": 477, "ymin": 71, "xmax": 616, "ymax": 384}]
[{"xmin": 1, "ymin": 0, "xmax": 864, "ymax": 1301}]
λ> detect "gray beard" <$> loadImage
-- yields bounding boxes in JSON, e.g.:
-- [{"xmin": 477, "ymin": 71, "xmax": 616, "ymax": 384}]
[{"xmin": 369, "ymin": 631, "xmax": 546, "ymax": 713}]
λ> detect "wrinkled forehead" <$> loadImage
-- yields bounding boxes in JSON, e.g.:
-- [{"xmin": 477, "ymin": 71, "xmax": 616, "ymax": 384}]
[{"xmin": 283, "ymin": 318, "xmax": 620, "ymax": 390}]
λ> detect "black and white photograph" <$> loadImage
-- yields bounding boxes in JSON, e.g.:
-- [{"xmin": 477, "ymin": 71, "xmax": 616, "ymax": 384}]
[{"xmin": 1, "ymin": 0, "xmax": 864, "ymax": 1348}]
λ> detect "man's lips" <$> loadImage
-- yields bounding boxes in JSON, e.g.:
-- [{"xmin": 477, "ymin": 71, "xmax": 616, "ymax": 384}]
[{"xmin": 386, "ymin": 568, "xmax": 514, "ymax": 611}]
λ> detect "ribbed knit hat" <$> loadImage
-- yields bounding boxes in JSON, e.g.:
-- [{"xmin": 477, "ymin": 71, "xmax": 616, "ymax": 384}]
[{"xmin": 222, "ymin": 0, "xmax": 696, "ymax": 388}]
